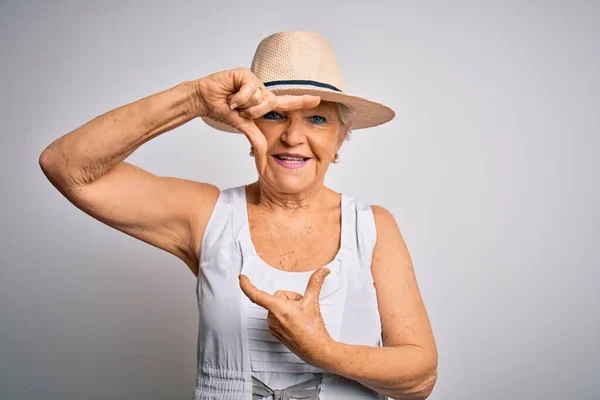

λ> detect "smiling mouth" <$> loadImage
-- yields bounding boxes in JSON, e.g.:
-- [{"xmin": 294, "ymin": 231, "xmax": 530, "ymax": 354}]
[
  {"xmin": 273, "ymin": 154, "xmax": 310, "ymax": 162},
  {"xmin": 271, "ymin": 153, "xmax": 311, "ymax": 169}
]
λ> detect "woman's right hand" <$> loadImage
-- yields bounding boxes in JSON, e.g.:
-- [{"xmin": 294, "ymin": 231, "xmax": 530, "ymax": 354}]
[{"xmin": 195, "ymin": 67, "xmax": 320, "ymax": 157}]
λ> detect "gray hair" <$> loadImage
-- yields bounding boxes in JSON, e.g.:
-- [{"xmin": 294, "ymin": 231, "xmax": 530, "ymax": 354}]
[{"xmin": 335, "ymin": 102, "xmax": 353, "ymax": 141}]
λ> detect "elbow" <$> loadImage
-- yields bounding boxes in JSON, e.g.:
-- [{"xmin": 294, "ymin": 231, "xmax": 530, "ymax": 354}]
[
  {"xmin": 39, "ymin": 147, "xmax": 55, "ymax": 174},
  {"xmin": 390, "ymin": 356, "xmax": 438, "ymax": 400},
  {"xmin": 413, "ymin": 352, "xmax": 438, "ymax": 399},
  {"xmin": 39, "ymin": 147, "xmax": 64, "ymax": 183},
  {"xmin": 39, "ymin": 146, "xmax": 78, "ymax": 191},
  {"xmin": 414, "ymin": 367, "xmax": 437, "ymax": 399},
  {"xmin": 390, "ymin": 375, "xmax": 437, "ymax": 400},
  {"xmin": 39, "ymin": 140, "xmax": 66, "ymax": 175},
  {"xmin": 39, "ymin": 147, "xmax": 58, "ymax": 180}
]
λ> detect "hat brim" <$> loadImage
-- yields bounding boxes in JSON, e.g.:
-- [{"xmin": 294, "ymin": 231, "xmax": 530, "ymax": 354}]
[{"xmin": 200, "ymin": 87, "xmax": 395, "ymax": 133}]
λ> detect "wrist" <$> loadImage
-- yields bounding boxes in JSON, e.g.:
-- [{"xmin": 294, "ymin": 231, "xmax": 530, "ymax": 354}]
[
  {"xmin": 313, "ymin": 337, "xmax": 341, "ymax": 370},
  {"xmin": 181, "ymin": 79, "xmax": 208, "ymax": 118}
]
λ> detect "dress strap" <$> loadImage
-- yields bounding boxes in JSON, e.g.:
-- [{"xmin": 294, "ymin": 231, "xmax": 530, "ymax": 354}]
[
  {"xmin": 336, "ymin": 195, "xmax": 356, "ymax": 264},
  {"xmin": 230, "ymin": 185, "xmax": 256, "ymax": 258},
  {"xmin": 354, "ymin": 198, "xmax": 377, "ymax": 269}
]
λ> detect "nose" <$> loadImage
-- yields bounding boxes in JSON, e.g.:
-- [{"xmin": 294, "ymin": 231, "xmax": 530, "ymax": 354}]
[{"xmin": 280, "ymin": 117, "xmax": 307, "ymax": 147}]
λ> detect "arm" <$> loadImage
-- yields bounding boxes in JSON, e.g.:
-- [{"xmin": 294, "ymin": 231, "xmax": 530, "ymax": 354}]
[
  {"xmin": 38, "ymin": 80, "xmax": 220, "ymax": 275},
  {"xmin": 38, "ymin": 68, "xmax": 320, "ymax": 276},
  {"xmin": 316, "ymin": 205, "xmax": 438, "ymax": 399}
]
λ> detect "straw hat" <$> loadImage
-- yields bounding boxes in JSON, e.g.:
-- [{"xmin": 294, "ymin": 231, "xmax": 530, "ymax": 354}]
[{"xmin": 201, "ymin": 31, "xmax": 395, "ymax": 133}]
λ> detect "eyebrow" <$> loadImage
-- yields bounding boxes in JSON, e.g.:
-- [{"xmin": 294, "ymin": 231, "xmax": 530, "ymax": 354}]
[{"xmin": 303, "ymin": 106, "xmax": 335, "ymax": 115}]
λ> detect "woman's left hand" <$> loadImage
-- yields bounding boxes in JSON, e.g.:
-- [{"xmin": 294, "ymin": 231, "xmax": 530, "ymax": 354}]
[{"xmin": 239, "ymin": 268, "xmax": 333, "ymax": 367}]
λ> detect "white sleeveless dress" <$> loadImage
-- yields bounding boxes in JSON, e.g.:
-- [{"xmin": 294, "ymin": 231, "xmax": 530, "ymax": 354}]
[{"xmin": 193, "ymin": 186, "xmax": 386, "ymax": 399}]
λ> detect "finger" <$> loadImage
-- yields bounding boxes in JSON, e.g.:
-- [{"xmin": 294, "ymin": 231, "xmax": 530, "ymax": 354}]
[
  {"xmin": 251, "ymin": 86, "xmax": 264, "ymax": 106},
  {"xmin": 302, "ymin": 268, "xmax": 331, "ymax": 305},
  {"xmin": 233, "ymin": 119, "xmax": 267, "ymax": 156},
  {"xmin": 236, "ymin": 86, "xmax": 264, "ymax": 111},
  {"xmin": 230, "ymin": 83, "xmax": 262, "ymax": 110},
  {"xmin": 275, "ymin": 95, "xmax": 321, "ymax": 112},
  {"xmin": 239, "ymin": 275, "xmax": 279, "ymax": 310},
  {"xmin": 238, "ymin": 90, "xmax": 278, "ymax": 119}
]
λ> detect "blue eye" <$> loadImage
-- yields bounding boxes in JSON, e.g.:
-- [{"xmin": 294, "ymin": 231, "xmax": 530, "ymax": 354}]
[
  {"xmin": 310, "ymin": 115, "xmax": 327, "ymax": 124},
  {"xmin": 263, "ymin": 111, "xmax": 283, "ymax": 120}
]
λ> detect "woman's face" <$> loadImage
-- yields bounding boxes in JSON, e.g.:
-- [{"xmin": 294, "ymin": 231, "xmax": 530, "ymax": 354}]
[{"xmin": 253, "ymin": 101, "xmax": 348, "ymax": 195}]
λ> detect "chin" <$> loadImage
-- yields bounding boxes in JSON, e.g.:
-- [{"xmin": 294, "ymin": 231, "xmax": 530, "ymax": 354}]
[
  {"xmin": 262, "ymin": 171, "xmax": 323, "ymax": 195},
  {"xmin": 270, "ymin": 177, "xmax": 313, "ymax": 194},
  {"xmin": 261, "ymin": 157, "xmax": 323, "ymax": 194}
]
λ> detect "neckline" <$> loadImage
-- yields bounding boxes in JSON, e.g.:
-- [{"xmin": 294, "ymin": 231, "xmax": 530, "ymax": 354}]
[{"xmin": 240, "ymin": 185, "xmax": 346, "ymax": 276}]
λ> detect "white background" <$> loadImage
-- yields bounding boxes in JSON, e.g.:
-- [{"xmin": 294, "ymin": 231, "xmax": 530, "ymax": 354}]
[{"xmin": 1, "ymin": 1, "xmax": 599, "ymax": 399}]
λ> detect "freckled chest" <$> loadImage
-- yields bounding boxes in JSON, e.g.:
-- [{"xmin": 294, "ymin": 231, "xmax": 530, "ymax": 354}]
[{"xmin": 247, "ymin": 206, "xmax": 341, "ymax": 272}]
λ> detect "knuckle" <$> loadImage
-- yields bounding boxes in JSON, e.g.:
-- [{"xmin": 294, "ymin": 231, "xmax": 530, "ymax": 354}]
[
  {"xmin": 239, "ymin": 84, "xmax": 252, "ymax": 95},
  {"xmin": 234, "ymin": 66, "xmax": 250, "ymax": 74}
]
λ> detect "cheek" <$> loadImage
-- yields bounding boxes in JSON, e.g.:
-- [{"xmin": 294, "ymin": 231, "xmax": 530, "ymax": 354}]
[
  {"xmin": 255, "ymin": 125, "xmax": 280, "ymax": 147},
  {"xmin": 311, "ymin": 135, "xmax": 338, "ymax": 160}
]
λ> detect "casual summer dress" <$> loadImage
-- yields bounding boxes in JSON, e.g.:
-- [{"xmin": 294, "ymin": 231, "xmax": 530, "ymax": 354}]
[{"xmin": 193, "ymin": 186, "xmax": 385, "ymax": 399}]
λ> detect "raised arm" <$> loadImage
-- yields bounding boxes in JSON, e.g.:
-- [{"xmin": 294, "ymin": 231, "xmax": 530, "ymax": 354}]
[
  {"xmin": 38, "ymin": 68, "xmax": 321, "ymax": 276},
  {"xmin": 38, "ymin": 80, "xmax": 219, "ymax": 275}
]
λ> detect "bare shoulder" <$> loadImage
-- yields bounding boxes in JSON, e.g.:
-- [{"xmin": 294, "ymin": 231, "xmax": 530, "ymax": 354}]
[
  {"xmin": 189, "ymin": 180, "xmax": 221, "ymax": 224},
  {"xmin": 370, "ymin": 205, "xmax": 406, "ymax": 254},
  {"xmin": 371, "ymin": 205, "xmax": 399, "ymax": 233}
]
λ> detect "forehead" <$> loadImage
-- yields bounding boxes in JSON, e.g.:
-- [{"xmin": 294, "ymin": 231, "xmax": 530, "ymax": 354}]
[{"xmin": 304, "ymin": 100, "xmax": 337, "ymax": 114}]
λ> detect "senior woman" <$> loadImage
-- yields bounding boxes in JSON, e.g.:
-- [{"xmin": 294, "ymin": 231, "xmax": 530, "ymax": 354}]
[{"xmin": 39, "ymin": 31, "xmax": 437, "ymax": 399}]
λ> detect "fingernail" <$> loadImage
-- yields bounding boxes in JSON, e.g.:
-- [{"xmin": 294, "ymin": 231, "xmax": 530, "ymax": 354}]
[{"xmin": 230, "ymin": 102, "xmax": 238, "ymax": 110}]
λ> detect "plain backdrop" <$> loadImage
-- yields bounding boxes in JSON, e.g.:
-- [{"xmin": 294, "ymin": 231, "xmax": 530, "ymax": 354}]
[{"xmin": 1, "ymin": 1, "xmax": 599, "ymax": 399}]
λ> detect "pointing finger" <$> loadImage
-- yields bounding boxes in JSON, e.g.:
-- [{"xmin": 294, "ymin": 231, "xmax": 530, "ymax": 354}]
[{"xmin": 239, "ymin": 275, "xmax": 279, "ymax": 310}]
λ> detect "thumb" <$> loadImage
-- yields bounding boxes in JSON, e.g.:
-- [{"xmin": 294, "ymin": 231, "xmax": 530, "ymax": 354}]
[{"xmin": 302, "ymin": 268, "xmax": 331, "ymax": 305}]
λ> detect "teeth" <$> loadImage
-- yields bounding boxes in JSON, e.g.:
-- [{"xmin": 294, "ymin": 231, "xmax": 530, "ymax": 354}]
[{"xmin": 278, "ymin": 156, "xmax": 305, "ymax": 161}]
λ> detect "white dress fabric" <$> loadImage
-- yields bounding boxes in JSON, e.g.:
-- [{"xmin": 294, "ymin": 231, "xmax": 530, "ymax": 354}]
[{"xmin": 193, "ymin": 186, "xmax": 386, "ymax": 399}]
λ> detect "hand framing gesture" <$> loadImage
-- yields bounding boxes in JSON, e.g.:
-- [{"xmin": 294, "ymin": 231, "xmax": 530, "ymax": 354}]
[
  {"xmin": 239, "ymin": 268, "xmax": 333, "ymax": 367},
  {"xmin": 196, "ymin": 67, "xmax": 321, "ymax": 158}
]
